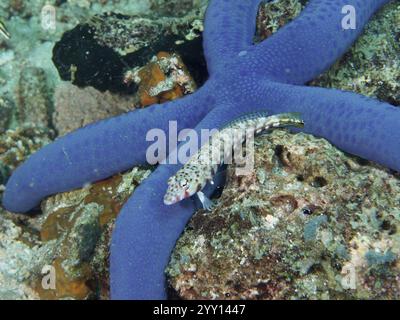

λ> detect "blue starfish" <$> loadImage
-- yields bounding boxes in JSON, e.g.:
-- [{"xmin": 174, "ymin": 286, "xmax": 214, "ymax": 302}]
[{"xmin": 2, "ymin": 0, "xmax": 397, "ymax": 299}]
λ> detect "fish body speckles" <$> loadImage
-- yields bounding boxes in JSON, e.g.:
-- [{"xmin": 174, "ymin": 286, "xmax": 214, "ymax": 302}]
[{"xmin": 164, "ymin": 112, "xmax": 304, "ymax": 209}]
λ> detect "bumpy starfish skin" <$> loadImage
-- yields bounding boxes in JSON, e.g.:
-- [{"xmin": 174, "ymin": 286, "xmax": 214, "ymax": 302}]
[
  {"xmin": 2, "ymin": 0, "xmax": 397, "ymax": 299},
  {"xmin": 2, "ymin": 88, "xmax": 215, "ymax": 212}
]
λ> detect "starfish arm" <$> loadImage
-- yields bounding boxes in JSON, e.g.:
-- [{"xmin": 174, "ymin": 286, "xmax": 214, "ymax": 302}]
[
  {"xmin": 249, "ymin": 0, "xmax": 392, "ymax": 84},
  {"xmin": 110, "ymin": 163, "xmax": 194, "ymax": 299},
  {"xmin": 253, "ymin": 80, "xmax": 400, "ymax": 171},
  {"xmin": 2, "ymin": 89, "xmax": 215, "ymax": 213},
  {"xmin": 203, "ymin": 0, "xmax": 262, "ymax": 74},
  {"xmin": 110, "ymin": 101, "xmax": 268, "ymax": 299}
]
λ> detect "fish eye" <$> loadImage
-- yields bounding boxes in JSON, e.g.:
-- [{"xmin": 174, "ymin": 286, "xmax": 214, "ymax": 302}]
[{"xmin": 179, "ymin": 179, "xmax": 188, "ymax": 188}]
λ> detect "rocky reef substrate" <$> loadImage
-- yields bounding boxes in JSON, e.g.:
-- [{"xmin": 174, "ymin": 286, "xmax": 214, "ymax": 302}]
[{"xmin": 0, "ymin": 0, "xmax": 399, "ymax": 299}]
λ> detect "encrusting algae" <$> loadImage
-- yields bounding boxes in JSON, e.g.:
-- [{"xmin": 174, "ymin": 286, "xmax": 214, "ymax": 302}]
[
  {"xmin": 128, "ymin": 51, "xmax": 197, "ymax": 107},
  {"xmin": 167, "ymin": 130, "xmax": 400, "ymax": 300},
  {"xmin": 0, "ymin": 0, "xmax": 399, "ymax": 300},
  {"xmin": 165, "ymin": 0, "xmax": 400, "ymax": 299},
  {"xmin": 34, "ymin": 168, "xmax": 151, "ymax": 300},
  {"xmin": 255, "ymin": 0, "xmax": 400, "ymax": 106}
]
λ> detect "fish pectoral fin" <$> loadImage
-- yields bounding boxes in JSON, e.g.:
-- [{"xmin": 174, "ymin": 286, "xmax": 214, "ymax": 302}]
[{"xmin": 197, "ymin": 191, "xmax": 216, "ymax": 211}]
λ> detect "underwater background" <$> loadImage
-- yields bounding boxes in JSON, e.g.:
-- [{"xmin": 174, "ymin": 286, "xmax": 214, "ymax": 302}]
[{"xmin": 0, "ymin": 0, "xmax": 399, "ymax": 300}]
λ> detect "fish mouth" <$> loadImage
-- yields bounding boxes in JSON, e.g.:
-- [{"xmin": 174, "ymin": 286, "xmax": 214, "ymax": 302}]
[
  {"xmin": 164, "ymin": 192, "xmax": 187, "ymax": 205},
  {"xmin": 163, "ymin": 198, "xmax": 173, "ymax": 205},
  {"xmin": 163, "ymin": 195, "xmax": 178, "ymax": 206}
]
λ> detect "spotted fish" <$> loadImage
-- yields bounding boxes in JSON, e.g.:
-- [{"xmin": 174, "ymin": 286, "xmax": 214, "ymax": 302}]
[
  {"xmin": 0, "ymin": 20, "xmax": 10, "ymax": 39},
  {"xmin": 164, "ymin": 111, "xmax": 304, "ymax": 210}
]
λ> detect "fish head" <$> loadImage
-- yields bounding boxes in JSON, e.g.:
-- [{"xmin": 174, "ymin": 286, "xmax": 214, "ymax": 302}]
[{"xmin": 164, "ymin": 167, "xmax": 199, "ymax": 205}]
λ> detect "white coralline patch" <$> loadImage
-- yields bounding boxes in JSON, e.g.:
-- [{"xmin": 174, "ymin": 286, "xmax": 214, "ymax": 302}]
[
  {"xmin": 192, "ymin": 234, "xmax": 207, "ymax": 255},
  {"xmin": 238, "ymin": 50, "xmax": 248, "ymax": 57},
  {"xmin": 0, "ymin": 214, "xmax": 55, "ymax": 299},
  {"xmin": 262, "ymin": 214, "xmax": 279, "ymax": 230},
  {"xmin": 0, "ymin": 50, "xmax": 14, "ymax": 66},
  {"xmin": 117, "ymin": 167, "xmax": 152, "ymax": 194}
]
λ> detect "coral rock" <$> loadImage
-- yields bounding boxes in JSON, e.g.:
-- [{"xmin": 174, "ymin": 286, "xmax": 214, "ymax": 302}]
[
  {"xmin": 0, "ymin": 97, "xmax": 13, "ymax": 133},
  {"xmin": 52, "ymin": 10, "xmax": 207, "ymax": 94},
  {"xmin": 167, "ymin": 130, "xmax": 400, "ymax": 300},
  {"xmin": 53, "ymin": 82, "xmax": 135, "ymax": 136},
  {"xmin": 0, "ymin": 126, "xmax": 52, "ymax": 187},
  {"xmin": 33, "ymin": 167, "xmax": 152, "ymax": 299},
  {"xmin": 16, "ymin": 67, "xmax": 51, "ymax": 128},
  {"xmin": 255, "ymin": 0, "xmax": 400, "ymax": 106},
  {"xmin": 132, "ymin": 51, "xmax": 197, "ymax": 107}
]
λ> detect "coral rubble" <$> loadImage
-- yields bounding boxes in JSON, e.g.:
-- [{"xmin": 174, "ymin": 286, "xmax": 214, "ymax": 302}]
[
  {"xmin": 0, "ymin": 126, "xmax": 52, "ymax": 187},
  {"xmin": 1, "ymin": 0, "xmax": 399, "ymax": 300},
  {"xmin": 132, "ymin": 51, "xmax": 197, "ymax": 107},
  {"xmin": 166, "ymin": 0, "xmax": 400, "ymax": 299},
  {"xmin": 16, "ymin": 67, "xmax": 52, "ymax": 128},
  {"xmin": 1, "ymin": 167, "xmax": 151, "ymax": 300},
  {"xmin": 0, "ymin": 97, "xmax": 12, "ymax": 133},
  {"xmin": 167, "ymin": 130, "xmax": 400, "ymax": 299},
  {"xmin": 256, "ymin": 0, "xmax": 400, "ymax": 106},
  {"xmin": 52, "ymin": 10, "xmax": 207, "ymax": 94}
]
